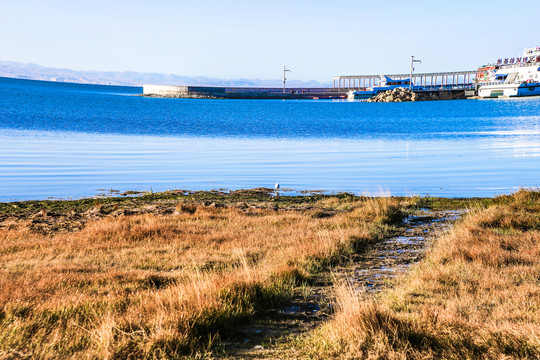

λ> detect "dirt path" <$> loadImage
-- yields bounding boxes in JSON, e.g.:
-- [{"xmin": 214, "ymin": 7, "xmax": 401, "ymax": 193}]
[
  {"xmin": 339, "ymin": 209, "xmax": 462, "ymax": 293},
  {"xmin": 221, "ymin": 209, "xmax": 463, "ymax": 359}
]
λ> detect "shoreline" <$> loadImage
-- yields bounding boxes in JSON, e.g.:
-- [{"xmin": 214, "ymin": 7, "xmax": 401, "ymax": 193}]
[
  {"xmin": 0, "ymin": 186, "xmax": 496, "ymax": 206},
  {"xmin": 0, "ymin": 188, "xmax": 495, "ymax": 236},
  {"xmin": 0, "ymin": 185, "xmax": 514, "ymax": 205}
]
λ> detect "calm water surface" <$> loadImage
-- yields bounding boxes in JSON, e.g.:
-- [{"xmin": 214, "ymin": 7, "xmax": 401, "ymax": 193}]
[{"xmin": 1, "ymin": 77, "xmax": 539, "ymax": 201}]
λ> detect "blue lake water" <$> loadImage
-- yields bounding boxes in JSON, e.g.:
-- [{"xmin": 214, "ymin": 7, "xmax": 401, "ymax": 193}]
[{"xmin": 0, "ymin": 76, "xmax": 539, "ymax": 201}]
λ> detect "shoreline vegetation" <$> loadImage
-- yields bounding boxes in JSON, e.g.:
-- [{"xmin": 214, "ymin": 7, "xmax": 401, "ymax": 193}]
[
  {"xmin": 0, "ymin": 189, "xmax": 538, "ymax": 359},
  {"xmin": 305, "ymin": 190, "xmax": 540, "ymax": 359}
]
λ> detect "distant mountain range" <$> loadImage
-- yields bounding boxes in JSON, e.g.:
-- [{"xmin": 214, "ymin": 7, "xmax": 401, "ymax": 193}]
[{"xmin": 0, "ymin": 60, "xmax": 330, "ymax": 88}]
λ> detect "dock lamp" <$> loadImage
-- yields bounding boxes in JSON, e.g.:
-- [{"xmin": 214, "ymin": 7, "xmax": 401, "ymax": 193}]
[
  {"xmin": 283, "ymin": 66, "xmax": 291, "ymax": 93},
  {"xmin": 410, "ymin": 56, "xmax": 422, "ymax": 90}
]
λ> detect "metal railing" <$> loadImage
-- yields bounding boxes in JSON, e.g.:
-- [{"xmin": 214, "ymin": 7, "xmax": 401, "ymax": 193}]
[{"xmin": 418, "ymin": 84, "xmax": 475, "ymax": 91}]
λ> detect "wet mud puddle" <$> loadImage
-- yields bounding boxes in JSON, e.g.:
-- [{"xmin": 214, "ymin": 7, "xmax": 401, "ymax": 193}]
[{"xmin": 223, "ymin": 209, "xmax": 463, "ymax": 358}]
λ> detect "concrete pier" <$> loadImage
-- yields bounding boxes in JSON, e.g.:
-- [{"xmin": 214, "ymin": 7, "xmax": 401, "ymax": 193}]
[
  {"xmin": 143, "ymin": 70, "xmax": 478, "ymax": 100},
  {"xmin": 143, "ymin": 85, "xmax": 348, "ymax": 99}
]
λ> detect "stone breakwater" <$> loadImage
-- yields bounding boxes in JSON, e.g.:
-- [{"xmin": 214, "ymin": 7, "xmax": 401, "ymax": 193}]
[
  {"xmin": 367, "ymin": 88, "xmax": 429, "ymax": 102},
  {"xmin": 367, "ymin": 87, "xmax": 469, "ymax": 102}
]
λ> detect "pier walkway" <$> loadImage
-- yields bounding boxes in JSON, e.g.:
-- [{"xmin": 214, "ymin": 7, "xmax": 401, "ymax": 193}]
[
  {"xmin": 142, "ymin": 85, "xmax": 346, "ymax": 99},
  {"xmin": 333, "ymin": 70, "xmax": 476, "ymax": 90}
]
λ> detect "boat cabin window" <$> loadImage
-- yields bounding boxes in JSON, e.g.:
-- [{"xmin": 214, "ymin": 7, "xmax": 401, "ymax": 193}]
[{"xmin": 386, "ymin": 80, "xmax": 410, "ymax": 86}]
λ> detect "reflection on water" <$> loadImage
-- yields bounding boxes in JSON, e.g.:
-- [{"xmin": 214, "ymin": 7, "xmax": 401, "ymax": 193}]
[
  {"xmin": 1, "ymin": 129, "xmax": 539, "ymax": 201},
  {"xmin": 484, "ymin": 137, "xmax": 540, "ymax": 158}
]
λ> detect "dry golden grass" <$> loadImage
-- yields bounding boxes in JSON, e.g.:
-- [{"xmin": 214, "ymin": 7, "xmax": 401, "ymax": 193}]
[
  {"xmin": 0, "ymin": 196, "xmax": 404, "ymax": 359},
  {"xmin": 308, "ymin": 189, "xmax": 540, "ymax": 359}
]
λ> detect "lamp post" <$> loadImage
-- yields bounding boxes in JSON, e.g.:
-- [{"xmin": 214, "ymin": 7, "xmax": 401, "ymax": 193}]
[
  {"xmin": 283, "ymin": 66, "xmax": 291, "ymax": 93},
  {"xmin": 410, "ymin": 56, "xmax": 422, "ymax": 90}
]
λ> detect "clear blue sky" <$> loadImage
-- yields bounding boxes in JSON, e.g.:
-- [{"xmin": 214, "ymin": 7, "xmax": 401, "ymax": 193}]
[{"xmin": 1, "ymin": 0, "xmax": 539, "ymax": 82}]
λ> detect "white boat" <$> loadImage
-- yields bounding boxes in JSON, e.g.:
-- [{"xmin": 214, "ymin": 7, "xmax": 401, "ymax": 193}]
[
  {"xmin": 349, "ymin": 75, "xmax": 423, "ymax": 100},
  {"xmin": 477, "ymin": 46, "xmax": 540, "ymax": 98}
]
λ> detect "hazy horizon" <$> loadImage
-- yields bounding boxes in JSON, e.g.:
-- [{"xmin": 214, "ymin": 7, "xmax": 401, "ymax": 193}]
[{"xmin": 0, "ymin": 59, "xmax": 332, "ymax": 87}]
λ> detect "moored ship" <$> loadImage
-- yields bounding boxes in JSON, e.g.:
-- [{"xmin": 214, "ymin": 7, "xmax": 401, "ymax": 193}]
[
  {"xmin": 348, "ymin": 75, "xmax": 424, "ymax": 100},
  {"xmin": 477, "ymin": 46, "xmax": 540, "ymax": 98}
]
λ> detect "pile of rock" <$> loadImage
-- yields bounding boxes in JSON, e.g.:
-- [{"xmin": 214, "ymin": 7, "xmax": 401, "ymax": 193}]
[{"xmin": 367, "ymin": 87, "xmax": 429, "ymax": 102}]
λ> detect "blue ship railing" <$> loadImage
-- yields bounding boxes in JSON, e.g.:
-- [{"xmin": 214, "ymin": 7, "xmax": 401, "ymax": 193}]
[{"xmin": 417, "ymin": 84, "xmax": 476, "ymax": 91}]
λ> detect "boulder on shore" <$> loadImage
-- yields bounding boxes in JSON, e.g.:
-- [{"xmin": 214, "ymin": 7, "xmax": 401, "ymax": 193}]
[{"xmin": 367, "ymin": 87, "xmax": 429, "ymax": 102}]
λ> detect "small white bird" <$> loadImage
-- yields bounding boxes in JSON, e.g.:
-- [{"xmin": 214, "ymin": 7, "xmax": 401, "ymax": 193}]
[{"xmin": 275, "ymin": 183, "xmax": 280, "ymax": 190}]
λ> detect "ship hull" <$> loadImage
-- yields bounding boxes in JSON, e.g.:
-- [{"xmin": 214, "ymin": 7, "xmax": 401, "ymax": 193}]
[{"xmin": 478, "ymin": 83, "xmax": 540, "ymax": 98}]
